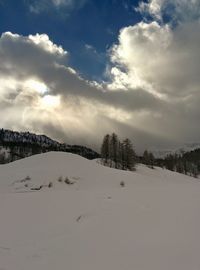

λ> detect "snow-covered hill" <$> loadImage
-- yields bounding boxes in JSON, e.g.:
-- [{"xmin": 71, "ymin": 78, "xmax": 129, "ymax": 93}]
[
  {"xmin": 0, "ymin": 152, "xmax": 200, "ymax": 270},
  {"xmin": 0, "ymin": 128, "xmax": 99, "ymax": 163}
]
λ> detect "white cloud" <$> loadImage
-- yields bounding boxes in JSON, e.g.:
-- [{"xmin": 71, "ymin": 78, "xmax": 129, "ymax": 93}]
[
  {"xmin": 41, "ymin": 95, "xmax": 61, "ymax": 108},
  {"xmin": 0, "ymin": 31, "xmax": 167, "ymax": 150},
  {"xmin": 1, "ymin": 32, "xmax": 67, "ymax": 59},
  {"xmin": 28, "ymin": 34, "xmax": 67, "ymax": 56},
  {"xmin": 29, "ymin": 0, "xmax": 88, "ymax": 14},
  {"xmin": 3, "ymin": 0, "xmax": 200, "ymax": 152},
  {"xmin": 136, "ymin": 0, "xmax": 200, "ymax": 23},
  {"xmin": 109, "ymin": 21, "xmax": 172, "ymax": 98},
  {"xmin": 111, "ymin": 4, "xmax": 200, "ymax": 99},
  {"xmin": 25, "ymin": 79, "xmax": 49, "ymax": 94},
  {"xmin": 136, "ymin": 0, "xmax": 163, "ymax": 20},
  {"xmin": 105, "ymin": 0, "xmax": 200, "ymax": 146},
  {"xmin": 52, "ymin": 0, "xmax": 70, "ymax": 6}
]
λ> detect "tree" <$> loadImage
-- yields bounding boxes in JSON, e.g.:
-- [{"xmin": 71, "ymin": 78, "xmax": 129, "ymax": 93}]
[
  {"xmin": 142, "ymin": 150, "xmax": 155, "ymax": 169},
  {"xmin": 148, "ymin": 152, "xmax": 155, "ymax": 169},
  {"xmin": 110, "ymin": 133, "xmax": 119, "ymax": 168},
  {"xmin": 164, "ymin": 154, "xmax": 175, "ymax": 171},
  {"xmin": 118, "ymin": 141, "xmax": 123, "ymax": 169},
  {"xmin": 176, "ymin": 160, "xmax": 184, "ymax": 174},
  {"xmin": 191, "ymin": 163, "xmax": 198, "ymax": 178},
  {"xmin": 143, "ymin": 150, "xmax": 149, "ymax": 166},
  {"xmin": 101, "ymin": 133, "xmax": 136, "ymax": 171},
  {"xmin": 101, "ymin": 134, "xmax": 110, "ymax": 165},
  {"xmin": 122, "ymin": 138, "xmax": 136, "ymax": 171}
]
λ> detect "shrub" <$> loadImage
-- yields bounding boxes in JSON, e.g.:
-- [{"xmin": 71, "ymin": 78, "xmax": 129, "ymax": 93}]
[
  {"xmin": 58, "ymin": 176, "xmax": 63, "ymax": 182},
  {"xmin": 20, "ymin": 176, "xmax": 31, "ymax": 183},
  {"xmin": 120, "ymin": 181, "xmax": 125, "ymax": 187},
  {"xmin": 48, "ymin": 182, "xmax": 53, "ymax": 188},
  {"xmin": 64, "ymin": 177, "xmax": 73, "ymax": 185}
]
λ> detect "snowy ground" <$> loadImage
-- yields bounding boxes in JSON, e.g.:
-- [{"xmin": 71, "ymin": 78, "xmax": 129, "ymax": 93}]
[{"xmin": 0, "ymin": 152, "xmax": 200, "ymax": 270}]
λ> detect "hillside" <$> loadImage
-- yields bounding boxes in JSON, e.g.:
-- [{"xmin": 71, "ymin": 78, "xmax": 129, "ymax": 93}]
[
  {"xmin": 151, "ymin": 142, "xmax": 200, "ymax": 158},
  {"xmin": 0, "ymin": 128, "xmax": 99, "ymax": 163},
  {"xmin": 0, "ymin": 152, "xmax": 200, "ymax": 270}
]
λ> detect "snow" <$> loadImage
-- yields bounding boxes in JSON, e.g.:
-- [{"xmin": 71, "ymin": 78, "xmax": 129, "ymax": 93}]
[
  {"xmin": 0, "ymin": 151, "xmax": 200, "ymax": 270},
  {"xmin": 0, "ymin": 146, "xmax": 10, "ymax": 159},
  {"xmin": 151, "ymin": 142, "xmax": 200, "ymax": 158}
]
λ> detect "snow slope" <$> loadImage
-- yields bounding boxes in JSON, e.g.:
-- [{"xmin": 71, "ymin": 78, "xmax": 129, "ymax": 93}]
[{"xmin": 0, "ymin": 152, "xmax": 200, "ymax": 270}]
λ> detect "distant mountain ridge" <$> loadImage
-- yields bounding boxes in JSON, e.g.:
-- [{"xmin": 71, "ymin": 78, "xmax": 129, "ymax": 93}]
[
  {"xmin": 0, "ymin": 128, "xmax": 100, "ymax": 163},
  {"xmin": 150, "ymin": 142, "xmax": 200, "ymax": 158}
]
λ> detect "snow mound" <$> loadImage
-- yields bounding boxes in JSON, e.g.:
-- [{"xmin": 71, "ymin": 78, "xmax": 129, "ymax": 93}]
[{"xmin": 0, "ymin": 152, "xmax": 200, "ymax": 270}]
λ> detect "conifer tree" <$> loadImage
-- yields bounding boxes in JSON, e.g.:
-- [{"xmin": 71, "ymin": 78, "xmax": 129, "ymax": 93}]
[
  {"xmin": 101, "ymin": 133, "xmax": 136, "ymax": 171},
  {"xmin": 148, "ymin": 152, "xmax": 155, "ymax": 169},
  {"xmin": 110, "ymin": 133, "xmax": 119, "ymax": 168},
  {"xmin": 143, "ymin": 150, "xmax": 149, "ymax": 166},
  {"xmin": 123, "ymin": 138, "xmax": 136, "ymax": 170},
  {"xmin": 101, "ymin": 134, "xmax": 110, "ymax": 165}
]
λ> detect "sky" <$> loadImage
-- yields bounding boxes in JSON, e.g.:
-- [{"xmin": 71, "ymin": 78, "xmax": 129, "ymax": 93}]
[{"xmin": 0, "ymin": 0, "xmax": 200, "ymax": 152}]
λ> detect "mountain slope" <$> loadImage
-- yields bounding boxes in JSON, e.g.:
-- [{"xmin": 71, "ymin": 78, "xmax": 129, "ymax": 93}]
[
  {"xmin": 0, "ymin": 152, "xmax": 200, "ymax": 270},
  {"xmin": 0, "ymin": 128, "xmax": 99, "ymax": 163},
  {"xmin": 151, "ymin": 142, "xmax": 200, "ymax": 158}
]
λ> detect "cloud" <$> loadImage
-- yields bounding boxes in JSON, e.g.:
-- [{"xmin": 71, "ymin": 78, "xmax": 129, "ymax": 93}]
[
  {"xmin": 106, "ymin": 0, "xmax": 200, "ymax": 147},
  {"xmin": 110, "ymin": 20, "xmax": 200, "ymax": 98},
  {"xmin": 2, "ymin": 0, "xmax": 200, "ymax": 151},
  {"xmin": 109, "ymin": 21, "xmax": 172, "ymax": 96},
  {"xmin": 136, "ymin": 0, "xmax": 200, "ymax": 23},
  {"xmin": 0, "ymin": 31, "xmax": 166, "ymax": 151},
  {"xmin": 28, "ymin": 0, "xmax": 88, "ymax": 14}
]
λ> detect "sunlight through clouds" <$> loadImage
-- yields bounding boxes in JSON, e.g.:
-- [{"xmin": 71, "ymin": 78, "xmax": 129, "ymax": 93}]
[
  {"xmin": 25, "ymin": 79, "xmax": 49, "ymax": 95},
  {"xmin": 41, "ymin": 95, "xmax": 61, "ymax": 108},
  {"xmin": 1, "ymin": 0, "xmax": 200, "ymax": 149}
]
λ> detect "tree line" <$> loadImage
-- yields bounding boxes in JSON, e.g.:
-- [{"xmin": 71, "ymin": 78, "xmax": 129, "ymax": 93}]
[
  {"xmin": 156, "ymin": 151, "xmax": 200, "ymax": 178},
  {"xmin": 101, "ymin": 133, "xmax": 200, "ymax": 178},
  {"xmin": 141, "ymin": 150, "xmax": 200, "ymax": 178},
  {"xmin": 101, "ymin": 133, "xmax": 136, "ymax": 171}
]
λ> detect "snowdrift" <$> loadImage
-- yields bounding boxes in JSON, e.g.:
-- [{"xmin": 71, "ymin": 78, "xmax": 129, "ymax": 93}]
[{"xmin": 0, "ymin": 152, "xmax": 200, "ymax": 270}]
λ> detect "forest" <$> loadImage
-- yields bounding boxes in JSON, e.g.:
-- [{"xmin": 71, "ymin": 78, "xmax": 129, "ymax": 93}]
[{"xmin": 101, "ymin": 133, "xmax": 200, "ymax": 178}]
